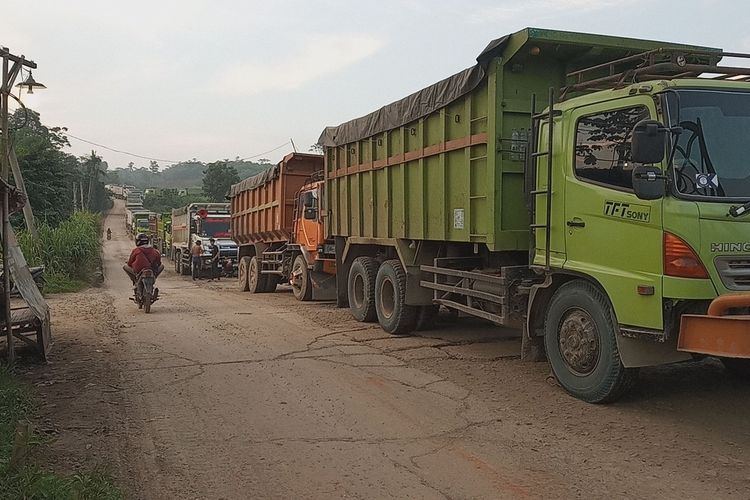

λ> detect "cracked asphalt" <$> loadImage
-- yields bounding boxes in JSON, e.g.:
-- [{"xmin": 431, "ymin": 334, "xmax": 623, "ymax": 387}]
[{"xmin": 36, "ymin": 200, "xmax": 750, "ymax": 499}]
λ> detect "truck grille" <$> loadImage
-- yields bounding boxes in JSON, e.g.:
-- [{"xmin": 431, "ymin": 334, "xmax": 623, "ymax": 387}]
[{"xmin": 715, "ymin": 256, "xmax": 750, "ymax": 291}]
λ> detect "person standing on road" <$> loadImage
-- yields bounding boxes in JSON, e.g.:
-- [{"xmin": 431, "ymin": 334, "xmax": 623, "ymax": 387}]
[
  {"xmin": 208, "ymin": 238, "xmax": 220, "ymax": 281},
  {"xmin": 191, "ymin": 240, "xmax": 203, "ymax": 281}
]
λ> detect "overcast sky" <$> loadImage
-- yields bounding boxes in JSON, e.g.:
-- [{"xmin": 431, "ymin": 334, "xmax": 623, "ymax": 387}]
[{"xmin": 3, "ymin": 0, "xmax": 748, "ymax": 168}]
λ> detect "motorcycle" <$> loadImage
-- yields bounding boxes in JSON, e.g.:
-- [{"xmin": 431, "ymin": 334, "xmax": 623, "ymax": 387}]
[
  {"xmin": 132, "ymin": 268, "xmax": 158, "ymax": 313},
  {"xmin": 106, "ymin": 229, "xmax": 112, "ymax": 240}
]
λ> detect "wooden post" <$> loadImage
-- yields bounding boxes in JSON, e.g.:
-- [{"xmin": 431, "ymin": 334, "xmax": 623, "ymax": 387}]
[
  {"xmin": 1, "ymin": 49, "xmax": 13, "ymax": 365},
  {"xmin": 8, "ymin": 144, "xmax": 37, "ymax": 238}
]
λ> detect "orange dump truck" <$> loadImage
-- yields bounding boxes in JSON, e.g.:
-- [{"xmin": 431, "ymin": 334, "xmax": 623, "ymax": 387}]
[{"xmin": 229, "ymin": 152, "xmax": 336, "ymax": 300}]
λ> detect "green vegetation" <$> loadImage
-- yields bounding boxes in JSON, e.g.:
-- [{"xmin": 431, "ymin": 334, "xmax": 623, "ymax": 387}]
[
  {"xmin": 143, "ymin": 189, "xmax": 209, "ymax": 213},
  {"xmin": 109, "ymin": 157, "xmax": 269, "ymax": 189},
  {"xmin": 17, "ymin": 212, "xmax": 102, "ymax": 293},
  {"xmin": 0, "ymin": 368, "xmax": 122, "ymax": 499},
  {"xmin": 11, "ymin": 109, "xmax": 112, "ymax": 226},
  {"xmin": 202, "ymin": 160, "xmax": 240, "ymax": 202}
]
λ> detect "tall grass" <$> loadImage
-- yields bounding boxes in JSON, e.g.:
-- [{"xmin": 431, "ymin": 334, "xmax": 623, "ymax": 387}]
[{"xmin": 17, "ymin": 212, "xmax": 102, "ymax": 293}]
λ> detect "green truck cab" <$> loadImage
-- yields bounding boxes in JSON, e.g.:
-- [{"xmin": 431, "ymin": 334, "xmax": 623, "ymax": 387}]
[{"xmin": 322, "ymin": 28, "xmax": 750, "ymax": 402}]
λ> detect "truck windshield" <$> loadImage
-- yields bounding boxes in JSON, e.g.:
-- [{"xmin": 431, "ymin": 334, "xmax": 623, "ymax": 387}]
[
  {"xmin": 669, "ymin": 90, "xmax": 750, "ymax": 200},
  {"xmin": 199, "ymin": 218, "xmax": 230, "ymax": 238}
]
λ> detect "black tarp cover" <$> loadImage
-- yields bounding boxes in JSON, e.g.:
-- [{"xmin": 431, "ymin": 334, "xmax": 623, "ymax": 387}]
[
  {"xmin": 318, "ymin": 36, "xmax": 509, "ymax": 147},
  {"xmin": 229, "ymin": 164, "xmax": 280, "ymax": 198}
]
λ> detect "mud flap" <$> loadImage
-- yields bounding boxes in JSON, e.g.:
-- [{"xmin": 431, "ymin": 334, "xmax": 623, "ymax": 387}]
[
  {"xmin": 310, "ymin": 270, "xmax": 336, "ymax": 301},
  {"xmin": 615, "ymin": 333, "xmax": 692, "ymax": 368}
]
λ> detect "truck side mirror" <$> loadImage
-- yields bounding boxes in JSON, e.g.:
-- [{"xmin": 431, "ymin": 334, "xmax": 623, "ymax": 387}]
[
  {"xmin": 631, "ymin": 119, "xmax": 666, "ymax": 164},
  {"xmin": 302, "ymin": 191, "xmax": 315, "ymax": 208},
  {"xmin": 632, "ymin": 165, "xmax": 666, "ymax": 200}
]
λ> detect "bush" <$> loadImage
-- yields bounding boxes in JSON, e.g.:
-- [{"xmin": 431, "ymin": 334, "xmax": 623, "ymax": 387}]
[{"xmin": 16, "ymin": 212, "xmax": 102, "ymax": 293}]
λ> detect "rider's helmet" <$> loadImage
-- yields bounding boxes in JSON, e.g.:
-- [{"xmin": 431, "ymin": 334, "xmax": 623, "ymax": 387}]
[{"xmin": 135, "ymin": 233, "xmax": 149, "ymax": 246}]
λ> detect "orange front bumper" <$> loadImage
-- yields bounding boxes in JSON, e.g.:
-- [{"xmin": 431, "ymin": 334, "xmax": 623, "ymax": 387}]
[{"xmin": 678, "ymin": 294, "xmax": 750, "ymax": 358}]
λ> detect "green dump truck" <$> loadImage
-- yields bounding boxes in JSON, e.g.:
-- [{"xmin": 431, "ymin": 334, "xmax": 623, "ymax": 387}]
[{"xmin": 320, "ymin": 28, "xmax": 750, "ymax": 403}]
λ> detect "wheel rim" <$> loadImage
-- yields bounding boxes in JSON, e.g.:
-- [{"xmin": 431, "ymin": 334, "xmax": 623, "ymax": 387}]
[
  {"xmin": 239, "ymin": 261, "xmax": 248, "ymax": 288},
  {"xmin": 558, "ymin": 308, "xmax": 600, "ymax": 376},
  {"xmin": 379, "ymin": 277, "xmax": 395, "ymax": 319},
  {"xmin": 291, "ymin": 258, "xmax": 305, "ymax": 296},
  {"xmin": 249, "ymin": 259, "xmax": 258, "ymax": 290},
  {"xmin": 352, "ymin": 273, "xmax": 365, "ymax": 309}
]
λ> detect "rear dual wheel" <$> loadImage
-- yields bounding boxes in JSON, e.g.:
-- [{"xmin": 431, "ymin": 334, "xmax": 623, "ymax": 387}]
[
  {"xmin": 247, "ymin": 256, "xmax": 267, "ymax": 294},
  {"xmin": 375, "ymin": 259, "xmax": 417, "ymax": 335},
  {"xmin": 348, "ymin": 257, "xmax": 378, "ymax": 322}
]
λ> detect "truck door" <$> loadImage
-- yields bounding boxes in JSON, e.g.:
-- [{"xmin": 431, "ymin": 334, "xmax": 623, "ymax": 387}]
[
  {"xmin": 295, "ymin": 186, "xmax": 323, "ymax": 253},
  {"xmin": 563, "ymin": 98, "xmax": 664, "ymax": 331}
]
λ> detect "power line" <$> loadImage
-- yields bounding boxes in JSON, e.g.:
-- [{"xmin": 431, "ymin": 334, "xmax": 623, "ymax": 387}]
[
  {"xmin": 66, "ymin": 133, "xmax": 293, "ymax": 165},
  {"xmin": 240, "ymin": 141, "xmax": 291, "ymax": 161},
  {"xmin": 66, "ymin": 133, "xmax": 182, "ymax": 164}
]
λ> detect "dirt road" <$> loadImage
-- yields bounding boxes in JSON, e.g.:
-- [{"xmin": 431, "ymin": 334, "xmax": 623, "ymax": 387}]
[{"xmin": 28, "ymin": 200, "xmax": 750, "ymax": 499}]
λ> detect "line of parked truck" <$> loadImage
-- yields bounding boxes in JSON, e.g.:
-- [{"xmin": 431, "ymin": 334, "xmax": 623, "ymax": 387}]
[{"xmin": 129, "ymin": 28, "xmax": 750, "ymax": 403}]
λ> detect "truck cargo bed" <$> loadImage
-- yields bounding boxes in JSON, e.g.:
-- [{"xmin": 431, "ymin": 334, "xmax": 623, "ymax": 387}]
[{"xmin": 230, "ymin": 153, "xmax": 323, "ymax": 245}]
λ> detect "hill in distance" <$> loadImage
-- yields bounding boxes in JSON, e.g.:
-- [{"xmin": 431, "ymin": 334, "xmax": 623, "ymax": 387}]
[{"xmin": 107, "ymin": 158, "xmax": 270, "ymax": 189}]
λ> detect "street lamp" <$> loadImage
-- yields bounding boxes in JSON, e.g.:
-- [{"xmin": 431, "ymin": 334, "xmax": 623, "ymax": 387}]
[{"xmin": 15, "ymin": 70, "xmax": 45, "ymax": 94}]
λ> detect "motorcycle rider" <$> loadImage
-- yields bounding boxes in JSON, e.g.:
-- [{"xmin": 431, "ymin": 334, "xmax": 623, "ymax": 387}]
[{"xmin": 123, "ymin": 233, "xmax": 163, "ymax": 299}]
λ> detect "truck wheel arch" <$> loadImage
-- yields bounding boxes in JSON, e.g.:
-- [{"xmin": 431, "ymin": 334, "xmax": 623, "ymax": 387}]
[{"xmin": 527, "ymin": 271, "xmax": 690, "ymax": 368}]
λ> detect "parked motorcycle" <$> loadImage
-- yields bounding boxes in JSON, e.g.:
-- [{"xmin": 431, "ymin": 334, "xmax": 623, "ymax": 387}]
[
  {"xmin": 132, "ymin": 268, "xmax": 158, "ymax": 313},
  {"xmin": 1, "ymin": 265, "xmax": 46, "ymax": 297},
  {"xmin": 106, "ymin": 229, "xmax": 112, "ymax": 240}
]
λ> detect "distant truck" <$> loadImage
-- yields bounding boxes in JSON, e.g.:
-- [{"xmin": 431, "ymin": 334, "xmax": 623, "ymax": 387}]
[
  {"xmin": 155, "ymin": 213, "xmax": 172, "ymax": 257},
  {"xmin": 131, "ymin": 211, "xmax": 152, "ymax": 236},
  {"xmin": 229, "ymin": 153, "xmax": 335, "ymax": 299},
  {"xmin": 171, "ymin": 203, "xmax": 239, "ymax": 277}
]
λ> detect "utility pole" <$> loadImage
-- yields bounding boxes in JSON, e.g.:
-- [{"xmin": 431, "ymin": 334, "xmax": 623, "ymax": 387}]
[{"xmin": 0, "ymin": 47, "xmax": 37, "ymax": 364}]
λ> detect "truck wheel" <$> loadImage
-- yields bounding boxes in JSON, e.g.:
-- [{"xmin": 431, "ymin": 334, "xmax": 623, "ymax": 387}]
[
  {"xmin": 544, "ymin": 280, "xmax": 638, "ymax": 403},
  {"xmin": 375, "ymin": 259, "xmax": 417, "ymax": 335},
  {"xmin": 415, "ymin": 305, "xmax": 439, "ymax": 331},
  {"xmin": 291, "ymin": 255, "xmax": 312, "ymax": 301},
  {"xmin": 348, "ymin": 256, "xmax": 378, "ymax": 322},
  {"xmin": 238, "ymin": 256, "xmax": 251, "ymax": 292},
  {"xmin": 181, "ymin": 256, "xmax": 191, "ymax": 275},
  {"xmin": 721, "ymin": 358, "xmax": 750, "ymax": 378},
  {"xmin": 265, "ymin": 275, "xmax": 280, "ymax": 293},
  {"xmin": 247, "ymin": 256, "xmax": 267, "ymax": 293}
]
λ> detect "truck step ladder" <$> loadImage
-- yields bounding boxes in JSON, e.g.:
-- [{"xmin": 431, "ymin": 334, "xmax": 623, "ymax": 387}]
[{"xmin": 526, "ymin": 88, "xmax": 556, "ymax": 271}]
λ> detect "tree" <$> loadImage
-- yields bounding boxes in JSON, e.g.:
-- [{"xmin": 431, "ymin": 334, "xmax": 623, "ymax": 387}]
[
  {"xmin": 149, "ymin": 160, "xmax": 160, "ymax": 174},
  {"xmin": 10, "ymin": 109, "xmax": 79, "ymax": 224},
  {"xmin": 258, "ymin": 158, "xmax": 271, "ymax": 165},
  {"xmin": 309, "ymin": 143, "xmax": 324, "ymax": 154},
  {"xmin": 79, "ymin": 151, "xmax": 111, "ymax": 213},
  {"xmin": 202, "ymin": 161, "xmax": 239, "ymax": 202}
]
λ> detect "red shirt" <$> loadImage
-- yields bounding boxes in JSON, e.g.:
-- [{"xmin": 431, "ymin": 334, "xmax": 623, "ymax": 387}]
[{"xmin": 128, "ymin": 246, "xmax": 162, "ymax": 274}]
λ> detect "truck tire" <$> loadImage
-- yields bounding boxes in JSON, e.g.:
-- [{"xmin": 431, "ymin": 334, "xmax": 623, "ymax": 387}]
[
  {"xmin": 543, "ymin": 280, "xmax": 639, "ymax": 403},
  {"xmin": 264, "ymin": 275, "xmax": 280, "ymax": 293},
  {"xmin": 238, "ymin": 256, "xmax": 251, "ymax": 292},
  {"xmin": 375, "ymin": 259, "xmax": 417, "ymax": 335},
  {"xmin": 291, "ymin": 254, "xmax": 312, "ymax": 301},
  {"xmin": 415, "ymin": 305, "xmax": 439, "ymax": 331},
  {"xmin": 348, "ymin": 256, "xmax": 378, "ymax": 322},
  {"xmin": 181, "ymin": 255, "xmax": 191, "ymax": 276},
  {"xmin": 247, "ymin": 256, "xmax": 267, "ymax": 294}
]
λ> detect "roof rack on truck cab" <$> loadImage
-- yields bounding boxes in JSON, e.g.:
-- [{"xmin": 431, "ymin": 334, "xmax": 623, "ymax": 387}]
[{"xmin": 561, "ymin": 48, "xmax": 750, "ymax": 99}]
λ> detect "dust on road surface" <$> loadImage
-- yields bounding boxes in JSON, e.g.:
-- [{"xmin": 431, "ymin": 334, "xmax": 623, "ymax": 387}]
[{"xmin": 25, "ymin": 200, "xmax": 750, "ymax": 499}]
